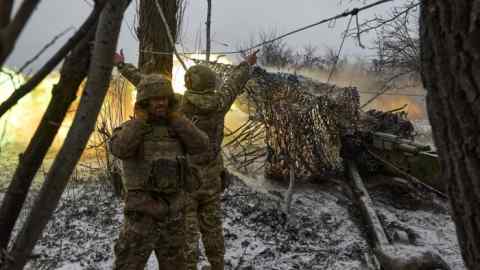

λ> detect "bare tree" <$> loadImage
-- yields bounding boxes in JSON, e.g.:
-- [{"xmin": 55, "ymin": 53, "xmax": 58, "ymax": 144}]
[
  {"xmin": 0, "ymin": 23, "xmax": 97, "ymax": 254},
  {"xmin": 137, "ymin": 0, "xmax": 186, "ymax": 75},
  {"xmin": 323, "ymin": 46, "xmax": 348, "ymax": 73},
  {"xmin": 239, "ymin": 32, "xmax": 344, "ymax": 72},
  {"xmin": 252, "ymin": 30, "xmax": 294, "ymax": 68},
  {"xmin": 0, "ymin": 1, "xmax": 109, "ymax": 119},
  {"xmin": 296, "ymin": 44, "xmax": 325, "ymax": 70},
  {"xmin": 0, "ymin": 0, "xmax": 109, "ymax": 255},
  {"xmin": 205, "ymin": 0, "xmax": 212, "ymax": 62},
  {"xmin": 346, "ymin": 1, "xmax": 422, "ymax": 107},
  {"xmin": 420, "ymin": 1, "xmax": 480, "ymax": 269},
  {"xmin": 0, "ymin": 1, "xmax": 131, "ymax": 268},
  {"xmin": 369, "ymin": 2, "xmax": 421, "ymax": 83}
]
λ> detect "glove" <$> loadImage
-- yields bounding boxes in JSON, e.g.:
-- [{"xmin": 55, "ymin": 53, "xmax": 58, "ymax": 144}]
[{"xmin": 167, "ymin": 111, "xmax": 184, "ymax": 124}]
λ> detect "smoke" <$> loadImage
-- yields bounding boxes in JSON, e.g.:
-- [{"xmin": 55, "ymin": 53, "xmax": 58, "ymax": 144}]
[
  {"xmin": 0, "ymin": 69, "xmax": 65, "ymax": 156},
  {"xmin": 0, "ymin": 58, "xmax": 427, "ymax": 164},
  {"xmin": 261, "ymin": 64, "xmax": 427, "ymax": 120}
]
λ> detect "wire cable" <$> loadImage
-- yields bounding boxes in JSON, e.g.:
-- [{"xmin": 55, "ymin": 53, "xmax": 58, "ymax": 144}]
[{"xmin": 141, "ymin": 0, "xmax": 395, "ymax": 56}]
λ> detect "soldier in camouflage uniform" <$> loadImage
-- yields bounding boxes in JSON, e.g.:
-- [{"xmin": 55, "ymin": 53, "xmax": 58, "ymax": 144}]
[
  {"xmin": 181, "ymin": 55, "xmax": 256, "ymax": 270},
  {"xmin": 114, "ymin": 50, "xmax": 257, "ymax": 270},
  {"xmin": 109, "ymin": 71, "xmax": 209, "ymax": 270}
]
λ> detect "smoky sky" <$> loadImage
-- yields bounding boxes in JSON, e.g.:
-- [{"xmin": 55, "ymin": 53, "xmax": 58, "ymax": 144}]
[{"xmin": 5, "ymin": 0, "xmax": 400, "ymax": 72}]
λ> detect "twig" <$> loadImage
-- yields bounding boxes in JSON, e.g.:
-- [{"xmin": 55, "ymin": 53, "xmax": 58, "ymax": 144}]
[
  {"xmin": 142, "ymin": 0, "xmax": 395, "ymax": 56},
  {"xmin": 0, "ymin": 0, "xmax": 42, "ymax": 67},
  {"xmin": 360, "ymin": 70, "xmax": 413, "ymax": 108},
  {"xmin": 353, "ymin": 2, "xmax": 420, "ymax": 35},
  {"xmin": 17, "ymin": 26, "xmax": 75, "ymax": 74},
  {"xmin": 0, "ymin": 1, "xmax": 107, "ymax": 119}
]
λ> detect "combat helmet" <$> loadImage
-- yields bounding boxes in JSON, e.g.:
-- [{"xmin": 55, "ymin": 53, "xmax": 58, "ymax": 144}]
[
  {"xmin": 184, "ymin": 65, "xmax": 217, "ymax": 91},
  {"xmin": 136, "ymin": 73, "xmax": 174, "ymax": 104}
]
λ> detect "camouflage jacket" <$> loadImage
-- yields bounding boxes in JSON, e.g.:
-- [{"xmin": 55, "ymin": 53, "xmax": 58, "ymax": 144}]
[
  {"xmin": 118, "ymin": 62, "xmax": 252, "ymax": 169},
  {"xmin": 110, "ymin": 115, "xmax": 209, "ymax": 193}
]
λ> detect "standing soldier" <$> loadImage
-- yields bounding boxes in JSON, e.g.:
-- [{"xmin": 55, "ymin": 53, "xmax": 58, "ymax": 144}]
[
  {"xmin": 114, "ymin": 51, "xmax": 257, "ymax": 270},
  {"xmin": 109, "ymin": 72, "xmax": 209, "ymax": 270},
  {"xmin": 181, "ymin": 54, "xmax": 256, "ymax": 270}
]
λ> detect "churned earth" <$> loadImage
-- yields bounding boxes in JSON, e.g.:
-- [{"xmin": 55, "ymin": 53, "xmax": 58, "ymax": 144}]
[{"xmin": 0, "ymin": 162, "xmax": 464, "ymax": 270}]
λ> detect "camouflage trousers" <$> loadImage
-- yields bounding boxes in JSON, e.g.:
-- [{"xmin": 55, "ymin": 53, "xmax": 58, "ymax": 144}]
[
  {"xmin": 113, "ymin": 190, "xmax": 186, "ymax": 270},
  {"xmin": 185, "ymin": 175, "xmax": 224, "ymax": 270}
]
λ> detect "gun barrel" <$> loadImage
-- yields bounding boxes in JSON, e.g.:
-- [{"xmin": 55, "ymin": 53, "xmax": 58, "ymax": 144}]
[
  {"xmin": 367, "ymin": 132, "xmax": 443, "ymax": 192},
  {"xmin": 372, "ymin": 132, "xmax": 431, "ymax": 153}
]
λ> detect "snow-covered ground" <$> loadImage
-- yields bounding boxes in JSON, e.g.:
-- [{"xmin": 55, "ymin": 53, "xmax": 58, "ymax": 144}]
[
  {"xmin": 0, "ymin": 118, "xmax": 465, "ymax": 269},
  {"xmin": 0, "ymin": 164, "xmax": 463, "ymax": 270},
  {"xmin": 413, "ymin": 119, "xmax": 435, "ymax": 148}
]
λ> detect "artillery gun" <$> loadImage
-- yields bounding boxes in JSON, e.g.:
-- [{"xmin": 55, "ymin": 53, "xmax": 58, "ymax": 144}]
[
  {"xmin": 342, "ymin": 109, "xmax": 444, "ymax": 196},
  {"xmin": 198, "ymin": 60, "xmax": 450, "ymax": 269},
  {"xmin": 342, "ymin": 109, "xmax": 449, "ymax": 269}
]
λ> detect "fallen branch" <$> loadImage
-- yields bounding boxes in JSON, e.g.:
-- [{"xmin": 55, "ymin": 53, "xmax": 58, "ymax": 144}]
[{"xmin": 347, "ymin": 160, "xmax": 451, "ymax": 270}]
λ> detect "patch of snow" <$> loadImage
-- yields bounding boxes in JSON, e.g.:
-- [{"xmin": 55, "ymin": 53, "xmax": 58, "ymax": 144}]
[{"xmin": 0, "ymin": 167, "xmax": 465, "ymax": 270}]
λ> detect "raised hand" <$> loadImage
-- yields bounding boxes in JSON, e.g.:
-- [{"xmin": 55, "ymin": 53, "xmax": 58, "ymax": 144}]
[
  {"xmin": 113, "ymin": 48, "xmax": 125, "ymax": 66},
  {"xmin": 245, "ymin": 49, "xmax": 259, "ymax": 66}
]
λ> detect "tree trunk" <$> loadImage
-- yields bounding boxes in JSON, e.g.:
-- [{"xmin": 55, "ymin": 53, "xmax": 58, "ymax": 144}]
[
  {"xmin": 0, "ymin": 23, "xmax": 97, "ymax": 252},
  {"xmin": 420, "ymin": 1, "xmax": 480, "ymax": 268},
  {"xmin": 138, "ymin": 0, "xmax": 177, "ymax": 74},
  {"xmin": 0, "ymin": 1, "xmax": 131, "ymax": 269},
  {"xmin": 205, "ymin": 0, "xmax": 212, "ymax": 62},
  {"xmin": 0, "ymin": 2, "xmax": 107, "ymax": 119},
  {"xmin": 0, "ymin": 0, "xmax": 14, "ymax": 28},
  {"xmin": 0, "ymin": 0, "xmax": 42, "ymax": 68}
]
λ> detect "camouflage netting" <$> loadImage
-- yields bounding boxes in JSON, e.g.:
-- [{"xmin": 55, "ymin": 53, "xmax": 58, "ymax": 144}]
[{"xmin": 197, "ymin": 60, "xmax": 361, "ymax": 181}]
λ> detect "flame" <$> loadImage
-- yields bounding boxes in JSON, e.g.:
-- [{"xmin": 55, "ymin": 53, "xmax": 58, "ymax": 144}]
[
  {"xmin": 1, "ymin": 58, "xmax": 428, "ymax": 163},
  {"xmin": 0, "ymin": 55, "xmax": 233, "ymax": 157},
  {"xmin": 0, "ymin": 69, "xmax": 59, "ymax": 152},
  {"xmin": 130, "ymin": 54, "xmax": 232, "ymax": 98},
  {"xmin": 171, "ymin": 54, "xmax": 232, "ymax": 94},
  {"xmin": 366, "ymin": 95, "xmax": 426, "ymax": 120}
]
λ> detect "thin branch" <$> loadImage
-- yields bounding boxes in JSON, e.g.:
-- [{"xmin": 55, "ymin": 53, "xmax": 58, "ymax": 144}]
[
  {"xmin": 353, "ymin": 2, "xmax": 420, "ymax": 35},
  {"xmin": 1, "ymin": 0, "xmax": 130, "ymax": 268},
  {"xmin": 0, "ymin": 0, "xmax": 43, "ymax": 67},
  {"xmin": 360, "ymin": 70, "xmax": 414, "ymax": 108},
  {"xmin": 142, "ymin": 0, "xmax": 396, "ymax": 56},
  {"xmin": 17, "ymin": 26, "xmax": 75, "ymax": 74},
  {"xmin": 205, "ymin": 0, "xmax": 212, "ymax": 61},
  {"xmin": 0, "ymin": 1, "xmax": 107, "ymax": 119}
]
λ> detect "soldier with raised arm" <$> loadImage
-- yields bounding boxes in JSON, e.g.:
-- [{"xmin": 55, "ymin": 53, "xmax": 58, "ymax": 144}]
[{"xmin": 114, "ymin": 50, "xmax": 257, "ymax": 270}]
